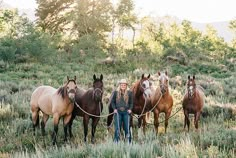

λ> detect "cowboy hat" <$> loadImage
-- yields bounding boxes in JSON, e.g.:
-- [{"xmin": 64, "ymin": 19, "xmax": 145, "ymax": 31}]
[{"xmin": 119, "ymin": 79, "xmax": 128, "ymax": 84}]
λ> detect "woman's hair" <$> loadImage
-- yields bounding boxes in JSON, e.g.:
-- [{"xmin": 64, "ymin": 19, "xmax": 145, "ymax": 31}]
[{"xmin": 116, "ymin": 85, "xmax": 129, "ymax": 104}]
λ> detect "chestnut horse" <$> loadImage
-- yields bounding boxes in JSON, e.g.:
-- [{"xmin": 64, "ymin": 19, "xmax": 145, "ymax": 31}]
[
  {"xmin": 107, "ymin": 74, "xmax": 152, "ymax": 134},
  {"xmin": 69, "ymin": 74, "xmax": 103, "ymax": 143},
  {"xmin": 151, "ymin": 71, "xmax": 173, "ymax": 134},
  {"xmin": 182, "ymin": 75, "xmax": 205, "ymax": 131},
  {"xmin": 30, "ymin": 76, "xmax": 77, "ymax": 145}
]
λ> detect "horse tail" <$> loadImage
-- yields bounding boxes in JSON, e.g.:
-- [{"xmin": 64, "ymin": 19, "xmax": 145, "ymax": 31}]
[{"xmin": 36, "ymin": 113, "xmax": 40, "ymax": 127}]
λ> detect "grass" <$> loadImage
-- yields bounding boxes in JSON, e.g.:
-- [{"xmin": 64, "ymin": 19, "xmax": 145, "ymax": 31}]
[{"xmin": 0, "ymin": 50, "xmax": 235, "ymax": 157}]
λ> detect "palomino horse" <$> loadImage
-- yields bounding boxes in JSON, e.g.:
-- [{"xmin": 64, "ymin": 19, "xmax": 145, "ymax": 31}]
[
  {"xmin": 30, "ymin": 76, "xmax": 77, "ymax": 145},
  {"xmin": 182, "ymin": 75, "xmax": 205, "ymax": 131},
  {"xmin": 107, "ymin": 74, "xmax": 152, "ymax": 134},
  {"xmin": 69, "ymin": 74, "xmax": 103, "ymax": 143},
  {"xmin": 151, "ymin": 71, "xmax": 173, "ymax": 134}
]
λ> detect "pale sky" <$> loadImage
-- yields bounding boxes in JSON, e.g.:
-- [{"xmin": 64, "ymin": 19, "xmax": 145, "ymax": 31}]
[{"xmin": 3, "ymin": 0, "xmax": 236, "ymax": 23}]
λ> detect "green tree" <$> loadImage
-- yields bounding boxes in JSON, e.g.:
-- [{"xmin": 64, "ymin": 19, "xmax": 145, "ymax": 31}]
[
  {"xmin": 36, "ymin": 0, "xmax": 74, "ymax": 34},
  {"xmin": 71, "ymin": 0, "xmax": 113, "ymax": 39},
  {"xmin": 229, "ymin": 19, "xmax": 236, "ymax": 48},
  {"xmin": 115, "ymin": 0, "xmax": 137, "ymax": 48}
]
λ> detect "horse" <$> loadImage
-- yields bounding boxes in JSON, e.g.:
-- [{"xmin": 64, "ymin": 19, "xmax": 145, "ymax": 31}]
[
  {"xmin": 182, "ymin": 75, "xmax": 205, "ymax": 131},
  {"xmin": 30, "ymin": 76, "xmax": 77, "ymax": 145},
  {"xmin": 69, "ymin": 74, "xmax": 103, "ymax": 143},
  {"xmin": 107, "ymin": 74, "xmax": 152, "ymax": 134},
  {"xmin": 151, "ymin": 71, "xmax": 173, "ymax": 134}
]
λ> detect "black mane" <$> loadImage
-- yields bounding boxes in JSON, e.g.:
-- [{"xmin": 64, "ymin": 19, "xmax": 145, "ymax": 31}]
[{"xmin": 57, "ymin": 86, "xmax": 66, "ymax": 99}]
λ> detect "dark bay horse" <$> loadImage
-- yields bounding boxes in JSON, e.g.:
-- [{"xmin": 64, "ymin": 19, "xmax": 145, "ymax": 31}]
[
  {"xmin": 69, "ymin": 74, "xmax": 103, "ymax": 143},
  {"xmin": 151, "ymin": 71, "xmax": 173, "ymax": 134},
  {"xmin": 107, "ymin": 74, "xmax": 152, "ymax": 134},
  {"xmin": 182, "ymin": 75, "xmax": 205, "ymax": 131},
  {"xmin": 30, "ymin": 76, "xmax": 77, "ymax": 145}
]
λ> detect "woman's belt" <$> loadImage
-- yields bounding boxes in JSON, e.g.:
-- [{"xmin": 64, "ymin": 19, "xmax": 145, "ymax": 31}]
[{"xmin": 118, "ymin": 107, "xmax": 126, "ymax": 111}]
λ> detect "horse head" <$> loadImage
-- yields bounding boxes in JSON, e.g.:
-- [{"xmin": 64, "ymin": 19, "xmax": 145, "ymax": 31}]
[
  {"xmin": 187, "ymin": 75, "xmax": 196, "ymax": 98},
  {"xmin": 93, "ymin": 74, "xmax": 103, "ymax": 102},
  {"xmin": 66, "ymin": 76, "xmax": 77, "ymax": 101},
  {"xmin": 140, "ymin": 74, "xmax": 152, "ymax": 99},
  {"xmin": 158, "ymin": 71, "xmax": 169, "ymax": 95}
]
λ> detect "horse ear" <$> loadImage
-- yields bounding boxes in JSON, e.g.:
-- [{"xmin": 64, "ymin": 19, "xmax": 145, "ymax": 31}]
[
  {"xmin": 165, "ymin": 71, "xmax": 168, "ymax": 75},
  {"xmin": 188, "ymin": 75, "xmax": 190, "ymax": 80},
  {"xmin": 147, "ymin": 74, "xmax": 150, "ymax": 78},
  {"xmin": 193, "ymin": 75, "xmax": 195, "ymax": 80},
  {"xmin": 158, "ymin": 72, "xmax": 161, "ymax": 76},
  {"xmin": 100, "ymin": 74, "xmax": 103, "ymax": 80},
  {"xmin": 74, "ymin": 76, "xmax": 77, "ymax": 81},
  {"xmin": 141, "ymin": 74, "xmax": 144, "ymax": 79},
  {"xmin": 93, "ymin": 74, "xmax": 96, "ymax": 80},
  {"xmin": 67, "ymin": 76, "xmax": 69, "ymax": 81}
]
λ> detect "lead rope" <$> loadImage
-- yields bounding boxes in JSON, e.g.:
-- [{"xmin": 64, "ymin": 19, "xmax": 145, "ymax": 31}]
[
  {"xmin": 132, "ymin": 92, "xmax": 163, "ymax": 119},
  {"xmin": 75, "ymin": 101, "xmax": 114, "ymax": 118}
]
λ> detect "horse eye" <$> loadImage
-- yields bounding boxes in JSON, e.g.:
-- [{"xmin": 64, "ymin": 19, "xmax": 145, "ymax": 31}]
[
  {"xmin": 142, "ymin": 84, "xmax": 146, "ymax": 88},
  {"xmin": 75, "ymin": 86, "xmax": 77, "ymax": 89},
  {"xmin": 67, "ymin": 87, "xmax": 69, "ymax": 90}
]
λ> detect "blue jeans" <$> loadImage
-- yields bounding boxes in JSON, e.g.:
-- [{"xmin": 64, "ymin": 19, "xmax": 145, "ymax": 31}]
[{"xmin": 114, "ymin": 111, "xmax": 131, "ymax": 143}]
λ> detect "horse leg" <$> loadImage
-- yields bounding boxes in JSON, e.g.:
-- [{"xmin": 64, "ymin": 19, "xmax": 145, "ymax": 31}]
[
  {"xmin": 195, "ymin": 112, "xmax": 201, "ymax": 130},
  {"xmin": 31, "ymin": 108, "xmax": 39, "ymax": 135},
  {"xmin": 142, "ymin": 115, "xmax": 147, "ymax": 135},
  {"xmin": 83, "ymin": 115, "xmax": 89, "ymax": 142},
  {"xmin": 68, "ymin": 113, "xmax": 76, "ymax": 138},
  {"xmin": 52, "ymin": 113, "xmax": 60, "ymax": 145},
  {"xmin": 138, "ymin": 117, "xmax": 142, "ymax": 128},
  {"xmin": 146, "ymin": 112, "xmax": 151, "ymax": 123},
  {"xmin": 41, "ymin": 113, "xmax": 49, "ymax": 136},
  {"xmin": 153, "ymin": 109, "xmax": 160, "ymax": 135},
  {"xmin": 164, "ymin": 111, "xmax": 171, "ymax": 133},
  {"xmin": 91, "ymin": 117, "xmax": 99, "ymax": 144},
  {"xmin": 63, "ymin": 114, "xmax": 72, "ymax": 142},
  {"xmin": 184, "ymin": 110, "xmax": 190, "ymax": 132}
]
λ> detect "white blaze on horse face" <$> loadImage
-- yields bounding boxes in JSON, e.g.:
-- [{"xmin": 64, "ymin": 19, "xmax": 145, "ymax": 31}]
[
  {"xmin": 188, "ymin": 85, "xmax": 194, "ymax": 97},
  {"xmin": 159, "ymin": 73, "xmax": 169, "ymax": 94},
  {"xmin": 67, "ymin": 81, "xmax": 77, "ymax": 100},
  {"xmin": 143, "ymin": 80, "xmax": 152, "ymax": 98}
]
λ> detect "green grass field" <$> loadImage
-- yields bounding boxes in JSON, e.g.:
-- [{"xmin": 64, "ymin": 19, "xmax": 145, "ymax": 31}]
[{"xmin": 0, "ymin": 50, "xmax": 235, "ymax": 158}]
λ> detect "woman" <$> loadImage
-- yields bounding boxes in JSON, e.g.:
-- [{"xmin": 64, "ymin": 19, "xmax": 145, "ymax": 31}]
[{"xmin": 111, "ymin": 79, "xmax": 133, "ymax": 143}]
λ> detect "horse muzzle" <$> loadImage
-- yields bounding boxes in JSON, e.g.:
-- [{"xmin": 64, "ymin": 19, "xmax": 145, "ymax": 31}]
[
  {"xmin": 144, "ymin": 89, "xmax": 152, "ymax": 99},
  {"xmin": 68, "ymin": 93, "xmax": 75, "ymax": 101}
]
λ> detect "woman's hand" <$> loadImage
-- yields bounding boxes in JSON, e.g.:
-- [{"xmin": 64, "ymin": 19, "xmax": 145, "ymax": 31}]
[
  {"xmin": 114, "ymin": 109, "xmax": 118, "ymax": 113},
  {"xmin": 127, "ymin": 109, "xmax": 132, "ymax": 114}
]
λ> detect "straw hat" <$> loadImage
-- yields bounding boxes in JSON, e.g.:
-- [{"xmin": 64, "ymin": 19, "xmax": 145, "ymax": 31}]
[{"xmin": 119, "ymin": 79, "xmax": 128, "ymax": 84}]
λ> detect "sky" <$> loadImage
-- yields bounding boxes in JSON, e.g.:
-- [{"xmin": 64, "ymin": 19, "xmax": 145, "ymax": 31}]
[{"xmin": 2, "ymin": 0, "xmax": 236, "ymax": 23}]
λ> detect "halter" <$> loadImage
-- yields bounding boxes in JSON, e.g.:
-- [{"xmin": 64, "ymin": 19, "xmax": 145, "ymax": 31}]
[
  {"xmin": 93, "ymin": 87, "xmax": 103, "ymax": 100},
  {"xmin": 68, "ymin": 89, "xmax": 76, "ymax": 94},
  {"xmin": 159, "ymin": 83, "xmax": 168, "ymax": 95},
  {"xmin": 139, "ymin": 80, "xmax": 151, "ymax": 91},
  {"xmin": 187, "ymin": 85, "xmax": 196, "ymax": 99}
]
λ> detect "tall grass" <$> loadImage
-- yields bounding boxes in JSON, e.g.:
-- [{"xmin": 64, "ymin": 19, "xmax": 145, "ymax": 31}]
[{"xmin": 0, "ymin": 52, "xmax": 235, "ymax": 157}]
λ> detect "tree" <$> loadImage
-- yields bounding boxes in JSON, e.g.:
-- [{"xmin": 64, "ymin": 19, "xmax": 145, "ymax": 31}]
[
  {"xmin": 115, "ymin": 0, "xmax": 137, "ymax": 48},
  {"xmin": 71, "ymin": 0, "xmax": 113, "ymax": 39},
  {"xmin": 229, "ymin": 19, "xmax": 236, "ymax": 47},
  {"xmin": 36, "ymin": 0, "xmax": 74, "ymax": 34}
]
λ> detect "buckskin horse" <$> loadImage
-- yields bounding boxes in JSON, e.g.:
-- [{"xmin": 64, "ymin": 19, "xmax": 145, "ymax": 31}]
[
  {"xmin": 69, "ymin": 74, "xmax": 103, "ymax": 143},
  {"xmin": 151, "ymin": 71, "xmax": 173, "ymax": 134},
  {"xmin": 30, "ymin": 76, "xmax": 77, "ymax": 145},
  {"xmin": 182, "ymin": 75, "xmax": 205, "ymax": 131},
  {"xmin": 107, "ymin": 74, "xmax": 152, "ymax": 134}
]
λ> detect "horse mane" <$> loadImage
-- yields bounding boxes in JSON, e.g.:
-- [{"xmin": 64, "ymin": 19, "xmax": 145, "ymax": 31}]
[
  {"xmin": 57, "ymin": 80, "xmax": 76, "ymax": 99},
  {"xmin": 131, "ymin": 80, "xmax": 141, "ymax": 97},
  {"xmin": 57, "ymin": 86, "xmax": 66, "ymax": 99}
]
